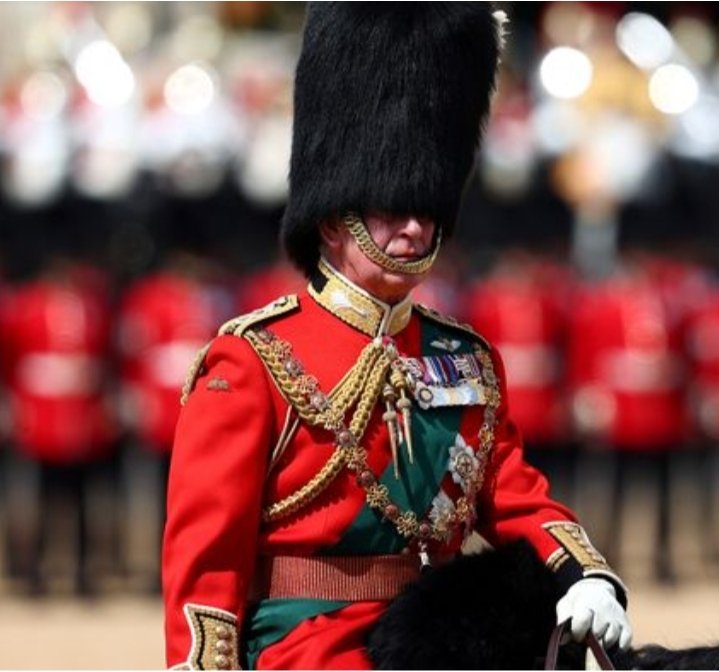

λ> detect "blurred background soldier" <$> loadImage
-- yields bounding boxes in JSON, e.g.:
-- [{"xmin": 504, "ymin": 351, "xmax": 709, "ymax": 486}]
[
  {"xmin": 116, "ymin": 215, "xmax": 236, "ymax": 592},
  {"xmin": 567, "ymin": 241, "xmax": 690, "ymax": 583},
  {"xmin": 0, "ymin": 221, "xmax": 117, "ymax": 596},
  {"xmin": 465, "ymin": 247, "xmax": 576, "ymax": 506}
]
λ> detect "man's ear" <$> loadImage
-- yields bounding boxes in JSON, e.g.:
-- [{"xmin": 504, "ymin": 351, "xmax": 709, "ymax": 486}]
[{"xmin": 318, "ymin": 216, "xmax": 343, "ymax": 251}]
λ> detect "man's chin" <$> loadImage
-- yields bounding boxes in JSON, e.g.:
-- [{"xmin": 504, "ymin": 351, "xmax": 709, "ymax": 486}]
[{"xmin": 372, "ymin": 268, "xmax": 427, "ymax": 299}]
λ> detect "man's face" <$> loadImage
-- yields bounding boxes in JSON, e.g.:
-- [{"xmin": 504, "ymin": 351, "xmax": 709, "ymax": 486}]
[{"xmin": 320, "ymin": 213, "xmax": 437, "ymax": 304}]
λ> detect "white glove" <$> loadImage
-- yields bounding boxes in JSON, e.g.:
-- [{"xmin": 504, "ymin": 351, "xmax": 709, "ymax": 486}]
[{"xmin": 556, "ymin": 577, "xmax": 632, "ymax": 651}]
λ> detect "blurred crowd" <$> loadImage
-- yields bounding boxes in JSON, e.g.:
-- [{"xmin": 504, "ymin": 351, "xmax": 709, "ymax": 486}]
[{"xmin": 1, "ymin": 1, "xmax": 719, "ymax": 597}]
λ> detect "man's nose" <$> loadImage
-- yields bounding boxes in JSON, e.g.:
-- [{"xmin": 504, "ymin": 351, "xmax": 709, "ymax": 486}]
[{"xmin": 402, "ymin": 217, "xmax": 427, "ymax": 237}]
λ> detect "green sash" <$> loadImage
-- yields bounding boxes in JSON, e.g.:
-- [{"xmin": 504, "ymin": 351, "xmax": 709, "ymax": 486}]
[{"xmin": 329, "ymin": 318, "xmax": 473, "ymax": 555}]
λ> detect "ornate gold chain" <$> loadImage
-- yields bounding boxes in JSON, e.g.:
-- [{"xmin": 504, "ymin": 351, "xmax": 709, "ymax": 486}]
[
  {"xmin": 246, "ymin": 327, "xmax": 502, "ymax": 549},
  {"xmin": 246, "ymin": 329, "xmax": 393, "ymax": 521},
  {"xmin": 344, "ymin": 213, "xmax": 442, "ymax": 275}
]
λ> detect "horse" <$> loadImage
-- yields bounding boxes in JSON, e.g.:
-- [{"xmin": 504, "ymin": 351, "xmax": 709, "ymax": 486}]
[{"xmin": 367, "ymin": 540, "xmax": 719, "ymax": 670}]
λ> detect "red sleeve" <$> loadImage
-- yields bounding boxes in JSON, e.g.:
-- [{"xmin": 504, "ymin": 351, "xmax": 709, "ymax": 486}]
[
  {"xmin": 476, "ymin": 345, "xmax": 576, "ymax": 557},
  {"xmin": 162, "ymin": 335, "xmax": 274, "ymax": 669},
  {"xmin": 476, "ymin": 346, "xmax": 626, "ymax": 601}
]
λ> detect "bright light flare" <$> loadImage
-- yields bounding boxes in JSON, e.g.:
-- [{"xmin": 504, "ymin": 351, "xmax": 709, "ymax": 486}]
[
  {"xmin": 74, "ymin": 40, "xmax": 135, "ymax": 108},
  {"xmin": 164, "ymin": 63, "xmax": 216, "ymax": 115},
  {"xmin": 539, "ymin": 47, "xmax": 593, "ymax": 100},
  {"xmin": 649, "ymin": 64, "xmax": 699, "ymax": 115},
  {"xmin": 616, "ymin": 13, "xmax": 674, "ymax": 70}
]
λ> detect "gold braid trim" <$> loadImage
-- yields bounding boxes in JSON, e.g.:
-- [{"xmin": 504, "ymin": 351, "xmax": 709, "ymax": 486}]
[
  {"xmin": 180, "ymin": 342, "xmax": 212, "ymax": 406},
  {"xmin": 344, "ymin": 213, "xmax": 441, "ymax": 275},
  {"xmin": 246, "ymin": 327, "xmax": 503, "ymax": 548},
  {"xmin": 183, "ymin": 603, "xmax": 239, "ymax": 670},
  {"xmin": 414, "ymin": 303, "xmax": 491, "ymax": 350},
  {"xmin": 245, "ymin": 329, "xmax": 392, "ymax": 522},
  {"xmin": 179, "ymin": 295, "xmax": 299, "ymax": 406}
]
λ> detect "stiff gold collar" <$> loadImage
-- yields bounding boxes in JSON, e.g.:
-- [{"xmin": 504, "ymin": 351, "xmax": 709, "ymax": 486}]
[{"xmin": 308, "ymin": 258, "xmax": 413, "ymax": 338}]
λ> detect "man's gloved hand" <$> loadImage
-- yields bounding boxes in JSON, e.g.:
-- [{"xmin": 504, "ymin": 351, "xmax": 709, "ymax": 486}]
[{"xmin": 556, "ymin": 577, "xmax": 632, "ymax": 651}]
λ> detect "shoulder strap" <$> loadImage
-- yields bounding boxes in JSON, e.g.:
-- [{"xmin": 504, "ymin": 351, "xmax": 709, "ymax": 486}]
[
  {"xmin": 413, "ymin": 303, "xmax": 491, "ymax": 350},
  {"xmin": 218, "ymin": 294, "xmax": 299, "ymax": 337},
  {"xmin": 180, "ymin": 295, "xmax": 300, "ymax": 404}
]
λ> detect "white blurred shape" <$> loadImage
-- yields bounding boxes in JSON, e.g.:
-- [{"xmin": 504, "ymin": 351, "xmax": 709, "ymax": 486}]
[
  {"xmin": 20, "ymin": 72, "xmax": 67, "ymax": 120},
  {"xmin": 582, "ymin": 114, "xmax": 657, "ymax": 201},
  {"xmin": 237, "ymin": 115, "xmax": 292, "ymax": 206},
  {"xmin": 539, "ymin": 47, "xmax": 593, "ymax": 100},
  {"xmin": 616, "ymin": 12, "xmax": 674, "ymax": 70},
  {"xmin": 670, "ymin": 94, "xmax": 719, "ymax": 159},
  {"xmin": 649, "ymin": 64, "xmax": 699, "ymax": 115},
  {"xmin": 533, "ymin": 100, "xmax": 584, "ymax": 155},
  {"xmin": 75, "ymin": 40, "xmax": 135, "ymax": 108},
  {"xmin": 164, "ymin": 63, "xmax": 216, "ymax": 116}
]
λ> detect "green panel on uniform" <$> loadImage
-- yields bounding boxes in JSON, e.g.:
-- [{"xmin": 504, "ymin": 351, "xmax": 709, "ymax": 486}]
[
  {"xmin": 327, "ymin": 318, "xmax": 470, "ymax": 555},
  {"xmin": 242, "ymin": 598, "xmax": 348, "ymax": 669}
]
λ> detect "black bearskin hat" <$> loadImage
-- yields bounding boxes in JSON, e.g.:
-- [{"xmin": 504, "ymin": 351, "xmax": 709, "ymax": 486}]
[{"xmin": 282, "ymin": 2, "xmax": 502, "ymax": 276}]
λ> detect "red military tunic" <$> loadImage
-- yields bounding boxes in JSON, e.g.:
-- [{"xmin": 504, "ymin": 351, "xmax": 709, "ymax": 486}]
[
  {"xmin": 463, "ymin": 254, "xmax": 571, "ymax": 446},
  {"xmin": 0, "ymin": 266, "xmax": 115, "ymax": 463},
  {"xmin": 567, "ymin": 261, "xmax": 689, "ymax": 450},
  {"xmin": 118, "ymin": 270, "xmax": 235, "ymax": 453},
  {"xmin": 686, "ymin": 278, "xmax": 719, "ymax": 440},
  {"xmin": 163, "ymin": 260, "xmax": 623, "ymax": 670},
  {"xmin": 236, "ymin": 261, "xmax": 305, "ymax": 315}
]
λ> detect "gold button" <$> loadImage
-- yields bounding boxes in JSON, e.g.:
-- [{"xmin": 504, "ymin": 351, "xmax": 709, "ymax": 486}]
[
  {"xmin": 215, "ymin": 640, "xmax": 231, "ymax": 655},
  {"xmin": 214, "ymin": 654, "xmax": 230, "ymax": 669},
  {"xmin": 215, "ymin": 625, "xmax": 230, "ymax": 640}
]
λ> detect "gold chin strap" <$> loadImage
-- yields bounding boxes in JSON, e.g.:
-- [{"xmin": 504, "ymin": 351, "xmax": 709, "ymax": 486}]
[{"xmin": 344, "ymin": 213, "xmax": 442, "ymax": 275}]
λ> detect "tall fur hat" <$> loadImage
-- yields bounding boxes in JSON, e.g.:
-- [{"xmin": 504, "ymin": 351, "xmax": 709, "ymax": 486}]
[{"xmin": 281, "ymin": 2, "xmax": 503, "ymax": 275}]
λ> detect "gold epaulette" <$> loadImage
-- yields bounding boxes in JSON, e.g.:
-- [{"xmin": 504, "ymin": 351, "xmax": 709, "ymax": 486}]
[
  {"xmin": 180, "ymin": 295, "xmax": 299, "ymax": 405},
  {"xmin": 217, "ymin": 294, "xmax": 299, "ymax": 337},
  {"xmin": 413, "ymin": 303, "xmax": 491, "ymax": 350}
]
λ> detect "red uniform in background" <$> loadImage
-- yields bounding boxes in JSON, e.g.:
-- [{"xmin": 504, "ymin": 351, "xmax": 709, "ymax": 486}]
[
  {"xmin": 686, "ymin": 279, "xmax": 719, "ymax": 442},
  {"xmin": 0, "ymin": 264, "xmax": 115, "ymax": 463},
  {"xmin": 568, "ymin": 261, "xmax": 688, "ymax": 451},
  {"xmin": 235, "ymin": 260, "xmax": 305, "ymax": 315},
  {"xmin": 0, "ymin": 261, "xmax": 116, "ymax": 594},
  {"xmin": 464, "ymin": 253, "xmax": 570, "ymax": 448},
  {"xmin": 118, "ymin": 268, "xmax": 235, "ymax": 453},
  {"xmin": 684, "ymin": 271, "xmax": 719, "ymax": 561},
  {"xmin": 567, "ymin": 257, "xmax": 690, "ymax": 580},
  {"xmin": 117, "ymin": 264, "xmax": 236, "ymax": 589}
]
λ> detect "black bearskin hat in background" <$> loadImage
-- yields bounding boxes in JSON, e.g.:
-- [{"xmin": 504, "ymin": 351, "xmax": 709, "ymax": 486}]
[{"xmin": 282, "ymin": 2, "xmax": 502, "ymax": 276}]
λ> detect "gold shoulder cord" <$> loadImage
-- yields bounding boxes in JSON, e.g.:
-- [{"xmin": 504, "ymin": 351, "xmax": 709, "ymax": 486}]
[
  {"xmin": 246, "ymin": 327, "xmax": 503, "ymax": 551},
  {"xmin": 244, "ymin": 328, "xmax": 393, "ymax": 522}
]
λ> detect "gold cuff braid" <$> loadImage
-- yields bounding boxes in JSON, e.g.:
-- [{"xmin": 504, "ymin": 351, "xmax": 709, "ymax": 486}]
[{"xmin": 183, "ymin": 604, "xmax": 239, "ymax": 670}]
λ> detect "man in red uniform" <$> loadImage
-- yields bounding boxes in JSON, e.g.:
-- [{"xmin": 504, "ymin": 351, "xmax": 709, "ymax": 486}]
[
  {"xmin": 163, "ymin": 5, "xmax": 631, "ymax": 669},
  {"xmin": 1, "ymin": 252, "xmax": 116, "ymax": 595},
  {"xmin": 464, "ymin": 250, "xmax": 575, "ymax": 505},
  {"xmin": 567, "ymin": 255, "xmax": 690, "ymax": 581},
  {"xmin": 118, "ymin": 246, "xmax": 236, "ymax": 589}
]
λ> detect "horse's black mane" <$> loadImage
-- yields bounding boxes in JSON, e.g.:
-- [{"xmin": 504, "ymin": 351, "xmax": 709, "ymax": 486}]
[{"xmin": 366, "ymin": 540, "xmax": 719, "ymax": 670}]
